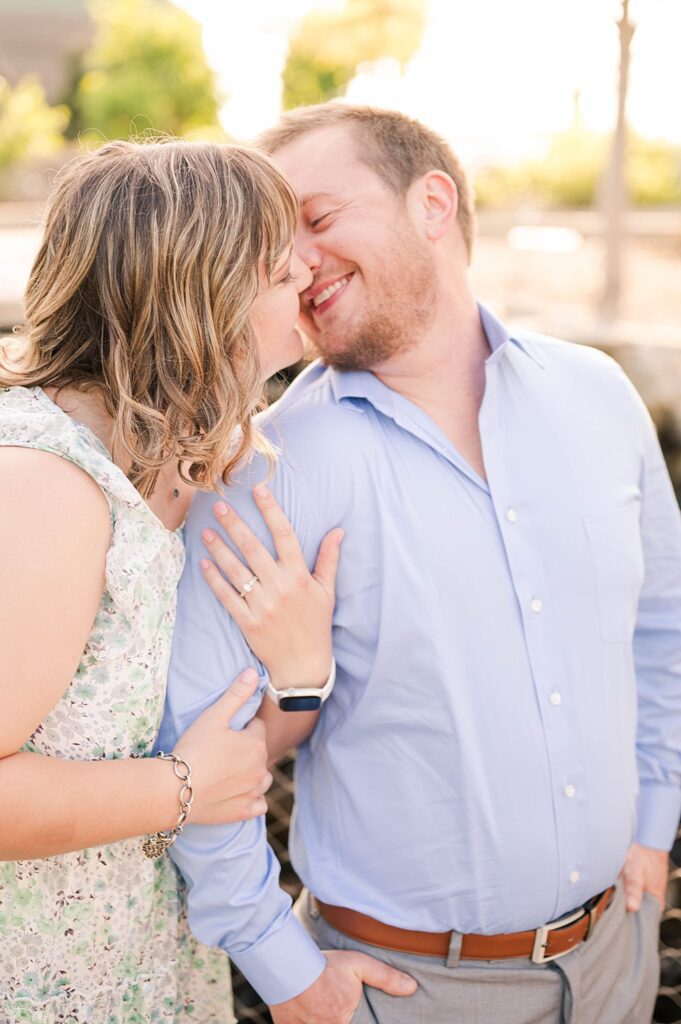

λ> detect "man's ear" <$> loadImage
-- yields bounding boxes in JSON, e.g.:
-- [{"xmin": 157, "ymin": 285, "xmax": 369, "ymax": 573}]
[{"xmin": 416, "ymin": 171, "xmax": 459, "ymax": 241}]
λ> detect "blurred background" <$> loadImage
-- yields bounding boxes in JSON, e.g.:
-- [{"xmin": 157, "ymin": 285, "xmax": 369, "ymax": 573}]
[
  {"xmin": 1, "ymin": 1, "xmax": 680, "ymax": 1021},
  {"xmin": 1, "ymin": 0, "xmax": 681, "ymax": 490}
]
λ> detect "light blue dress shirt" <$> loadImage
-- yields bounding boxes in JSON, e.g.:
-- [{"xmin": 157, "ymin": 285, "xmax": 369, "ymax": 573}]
[{"xmin": 157, "ymin": 305, "xmax": 681, "ymax": 1005}]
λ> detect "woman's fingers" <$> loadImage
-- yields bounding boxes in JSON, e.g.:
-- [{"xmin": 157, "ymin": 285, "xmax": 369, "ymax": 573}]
[
  {"xmin": 200, "ymin": 556, "xmax": 251, "ymax": 624},
  {"xmin": 212, "ymin": 500, "xmax": 278, "ymax": 579},
  {"xmin": 313, "ymin": 528, "xmax": 344, "ymax": 593},
  {"xmin": 252, "ymin": 485, "xmax": 307, "ymax": 566},
  {"xmin": 205, "ymin": 669, "xmax": 259, "ymax": 724},
  {"xmin": 202, "ymin": 526, "xmax": 262, "ymax": 595}
]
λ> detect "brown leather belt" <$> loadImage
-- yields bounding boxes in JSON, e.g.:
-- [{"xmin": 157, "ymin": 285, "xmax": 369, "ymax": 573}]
[{"xmin": 315, "ymin": 885, "xmax": 615, "ymax": 965}]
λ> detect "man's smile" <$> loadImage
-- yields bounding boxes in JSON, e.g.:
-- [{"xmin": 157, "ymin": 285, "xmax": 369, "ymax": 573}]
[{"xmin": 306, "ymin": 273, "xmax": 354, "ymax": 316}]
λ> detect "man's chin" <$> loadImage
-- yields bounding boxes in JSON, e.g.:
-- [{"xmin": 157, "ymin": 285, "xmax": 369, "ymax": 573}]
[
  {"xmin": 301, "ymin": 317, "xmax": 400, "ymax": 372},
  {"xmin": 295, "ymin": 330, "xmax": 340, "ymax": 367},
  {"xmin": 318, "ymin": 345, "xmax": 372, "ymax": 373}
]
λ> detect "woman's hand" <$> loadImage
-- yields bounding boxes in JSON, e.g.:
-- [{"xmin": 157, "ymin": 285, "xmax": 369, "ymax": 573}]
[
  {"xmin": 173, "ymin": 669, "xmax": 272, "ymax": 824},
  {"xmin": 199, "ymin": 486, "xmax": 343, "ymax": 690}
]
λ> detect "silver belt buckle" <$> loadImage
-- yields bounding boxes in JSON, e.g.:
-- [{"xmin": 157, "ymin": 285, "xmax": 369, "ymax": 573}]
[{"xmin": 531, "ymin": 906, "xmax": 586, "ymax": 964}]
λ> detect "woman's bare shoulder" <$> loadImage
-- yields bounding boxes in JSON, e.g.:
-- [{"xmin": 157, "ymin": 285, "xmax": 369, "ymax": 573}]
[{"xmin": 0, "ymin": 445, "xmax": 111, "ymax": 565}]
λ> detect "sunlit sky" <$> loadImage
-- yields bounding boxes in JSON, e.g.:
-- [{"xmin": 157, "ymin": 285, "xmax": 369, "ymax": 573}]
[{"xmin": 174, "ymin": 0, "xmax": 680, "ymax": 165}]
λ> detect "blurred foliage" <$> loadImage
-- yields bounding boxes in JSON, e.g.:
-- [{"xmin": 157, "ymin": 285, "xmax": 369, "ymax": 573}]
[
  {"xmin": 283, "ymin": 0, "xmax": 426, "ymax": 108},
  {"xmin": 475, "ymin": 125, "xmax": 681, "ymax": 209},
  {"xmin": 627, "ymin": 135, "xmax": 681, "ymax": 205},
  {"xmin": 67, "ymin": 0, "xmax": 222, "ymax": 142},
  {"xmin": 0, "ymin": 75, "xmax": 69, "ymax": 171}
]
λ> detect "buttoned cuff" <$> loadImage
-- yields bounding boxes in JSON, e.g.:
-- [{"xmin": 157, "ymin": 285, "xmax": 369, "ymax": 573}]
[
  {"xmin": 635, "ymin": 781, "xmax": 681, "ymax": 851},
  {"xmin": 228, "ymin": 911, "xmax": 327, "ymax": 1006}
]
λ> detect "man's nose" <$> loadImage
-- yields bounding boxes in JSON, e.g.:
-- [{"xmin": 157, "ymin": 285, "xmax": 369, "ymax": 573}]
[
  {"xmin": 292, "ymin": 251, "xmax": 313, "ymax": 294},
  {"xmin": 293, "ymin": 225, "xmax": 321, "ymax": 278}
]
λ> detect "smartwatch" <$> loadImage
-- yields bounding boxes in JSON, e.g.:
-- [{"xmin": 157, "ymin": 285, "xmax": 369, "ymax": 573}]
[{"xmin": 265, "ymin": 659, "xmax": 336, "ymax": 712}]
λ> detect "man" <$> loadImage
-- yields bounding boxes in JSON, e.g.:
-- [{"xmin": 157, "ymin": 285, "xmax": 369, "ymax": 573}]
[{"xmin": 158, "ymin": 104, "xmax": 681, "ymax": 1023}]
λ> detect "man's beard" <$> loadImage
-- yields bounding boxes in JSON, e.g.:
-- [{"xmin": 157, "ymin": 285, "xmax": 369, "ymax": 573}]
[{"xmin": 312, "ymin": 228, "xmax": 436, "ymax": 372}]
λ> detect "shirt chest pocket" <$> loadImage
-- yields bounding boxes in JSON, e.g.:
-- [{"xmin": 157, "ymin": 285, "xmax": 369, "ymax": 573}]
[{"xmin": 582, "ymin": 504, "xmax": 645, "ymax": 643}]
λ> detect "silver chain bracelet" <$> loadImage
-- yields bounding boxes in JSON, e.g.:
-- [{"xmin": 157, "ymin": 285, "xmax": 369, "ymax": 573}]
[{"xmin": 141, "ymin": 752, "xmax": 194, "ymax": 859}]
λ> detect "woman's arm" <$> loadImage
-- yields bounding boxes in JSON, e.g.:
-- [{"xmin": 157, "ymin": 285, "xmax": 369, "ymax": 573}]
[
  {"xmin": 0, "ymin": 448, "xmax": 111, "ymax": 755},
  {"xmin": 0, "ymin": 750, "xmax": 180, "ymax": 858},
  {"xmin": 0, "ymin": 448, "xmax": 271, "ymax": 860}
]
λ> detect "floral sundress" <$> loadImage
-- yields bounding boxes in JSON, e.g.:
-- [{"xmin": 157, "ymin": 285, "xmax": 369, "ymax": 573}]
[{"xmin": 0, "ymin": 386, "xmax": 234, "ymax": 1023}]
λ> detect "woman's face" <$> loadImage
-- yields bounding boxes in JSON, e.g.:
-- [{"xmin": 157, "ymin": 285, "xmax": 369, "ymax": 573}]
[{"xmin": 251, "ymin": 249, "xmax": 312, "ymax": 382}]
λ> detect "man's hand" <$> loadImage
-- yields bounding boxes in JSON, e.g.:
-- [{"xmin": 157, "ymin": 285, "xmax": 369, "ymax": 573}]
[
  {"xmin": 270, "ymin": 949, "xmax": 417, "ymax": 1024},
  {"xmin": 621, "ymin": 841, "xmax": 669, "ymax": 912}
]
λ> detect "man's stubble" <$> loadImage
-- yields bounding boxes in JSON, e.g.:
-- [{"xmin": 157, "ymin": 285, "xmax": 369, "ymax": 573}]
[{"xmin": 310, "ymin": 219, "xmax": 437, "ymax": 373}]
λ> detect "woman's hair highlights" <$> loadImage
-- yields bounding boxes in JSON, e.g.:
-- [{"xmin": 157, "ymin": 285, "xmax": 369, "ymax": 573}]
[{"xmin": 0, "ymin": 139, "xmax": 298, "ymax": 496}]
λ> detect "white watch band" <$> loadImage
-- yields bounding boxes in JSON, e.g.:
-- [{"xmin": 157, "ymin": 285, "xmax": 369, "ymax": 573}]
[{"xmin": 265, "ymin": 659, "xmax": 336, "ymax": 711}]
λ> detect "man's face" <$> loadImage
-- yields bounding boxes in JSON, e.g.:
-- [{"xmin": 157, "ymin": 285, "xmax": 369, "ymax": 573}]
[{"xmin": 272, "ymin": 126, "xmax": 436, "ymax": 371}]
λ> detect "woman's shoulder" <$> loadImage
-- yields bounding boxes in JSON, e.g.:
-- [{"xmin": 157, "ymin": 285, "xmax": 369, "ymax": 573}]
[
  {"xmin": 1, "ymin": 385, "xmax": 137, "ymax": 515},
  {"xmin": 1, "ymin": 384, "xmax": 106, "ymax": 463},
  {"xmin": 0, "ymin": 398, "xmax": 112, "ymax": 590},
  {"xmin": 0, "ymin": 441, "xmax": 109, "ymax": 513},
  {"xmin": 0, "ymin": 385, "xmax": 183, "ymax": 632}
]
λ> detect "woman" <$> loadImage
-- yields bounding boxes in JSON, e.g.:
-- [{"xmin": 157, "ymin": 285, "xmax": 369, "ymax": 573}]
[{"xmin": 0, "ymin": 140, "xmax": 340, "ymax": 1022}]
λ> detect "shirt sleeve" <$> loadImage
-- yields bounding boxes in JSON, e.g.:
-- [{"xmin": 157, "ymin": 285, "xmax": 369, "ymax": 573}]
[
  {"xmin": 630, "ymin": 384, "xmax": 681, "ymax": 850},
  {"xmin": 155, "ymin": 457, "xmax": 327, "ymax": 1004}
]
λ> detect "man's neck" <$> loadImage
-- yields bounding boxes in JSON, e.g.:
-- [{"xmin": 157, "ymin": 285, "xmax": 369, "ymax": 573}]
[
  {"xmin": 375, "ymin": 289, "xmax": 488, "ymax": 408},
  {"xmin": 372, "ymin": 289, "xmax": 490, "ymax": 478}
]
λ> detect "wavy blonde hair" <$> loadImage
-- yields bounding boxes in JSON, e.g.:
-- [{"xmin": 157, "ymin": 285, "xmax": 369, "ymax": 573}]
[{"xmin": 0, "ymin": 139, "xmax": 298, "ymax": 496}]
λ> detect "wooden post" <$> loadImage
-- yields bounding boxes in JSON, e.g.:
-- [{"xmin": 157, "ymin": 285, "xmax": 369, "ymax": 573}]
[{"xmin": 601, "ymin": 0, "xmax": 635, "ymax": 324}]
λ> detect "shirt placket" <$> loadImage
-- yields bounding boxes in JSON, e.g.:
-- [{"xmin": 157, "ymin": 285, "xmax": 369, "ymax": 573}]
[{"xmin": 480, "ymin": 354, "xmax": 591, "ymax": 918}]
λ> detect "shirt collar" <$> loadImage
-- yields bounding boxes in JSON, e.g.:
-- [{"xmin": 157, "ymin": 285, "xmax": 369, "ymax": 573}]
[
  {"xmin": 478, "ymin": 303, "xmax": 545, "ymax": 369},
  {"xmin": 327, "ymin": 302, "xmax": 544, "ymax": 405}
]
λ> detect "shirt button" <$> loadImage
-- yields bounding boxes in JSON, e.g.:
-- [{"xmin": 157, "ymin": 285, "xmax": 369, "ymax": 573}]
[
  {"xmin": 569, "ymin": 870, "xmax": 580, "ymax": 884},
  {"xmin": 506, "ymin": 508, "xmax": 518, "ymax": 523},
  {"xmin": 530, "ymin": 598, "xmax": 543, "ymax": 613},
  {"xmin": 549, "ymin": 692, "xmax": 562, "ymax": 706},
  {"xmin": 564, "ymin": 784, "xmax": 576, "ymax": 798}
]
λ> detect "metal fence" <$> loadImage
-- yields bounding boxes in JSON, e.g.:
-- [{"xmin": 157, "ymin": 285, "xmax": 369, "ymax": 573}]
[
  {"xmin": 658, "ymin": 830, "xmax": 681, "ymax": 1023},
  {"xmin": 232, "ymin": 755, "xmax": 681, "ymax": 1024}
]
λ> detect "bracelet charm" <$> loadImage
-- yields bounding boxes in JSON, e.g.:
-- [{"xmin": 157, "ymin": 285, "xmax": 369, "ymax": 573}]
[{"xmin": 142, "ymin": 752, "xmax": 193, "ymax": 860}]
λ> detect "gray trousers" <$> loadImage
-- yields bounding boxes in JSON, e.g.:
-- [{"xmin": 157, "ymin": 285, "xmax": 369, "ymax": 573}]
[{"xmin": 295, "ymin": 883, "xmax": 660, "ymax": 1024}]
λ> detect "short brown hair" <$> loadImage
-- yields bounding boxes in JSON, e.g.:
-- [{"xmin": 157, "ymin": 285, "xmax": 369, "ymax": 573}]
[
  {"xmin": 1, "ymin": 139, "xmax": 297, "ymax": 496},
  {"xmin": 257, "ymin": 103, "xmax": 476, "ymax": 261}
]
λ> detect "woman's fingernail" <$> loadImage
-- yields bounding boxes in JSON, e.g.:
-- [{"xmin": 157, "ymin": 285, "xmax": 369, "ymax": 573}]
[
  {"xmin": 337, "ymin": 529, "xmax": 345, "ymax": 543},
  {"xmin": 254, "ymin": 485, "xmax": 268, "ymax": 499},
  {"xmin": 200, "ymin": 558, "xmax": 212, "ymax": 571},
  {"xmin": 214, "ymin": 501, "xmax": 229, "ymax": 516},
  {"xmin": 202, "ymin": 529, "xmax": 215, "ymax": 544}
]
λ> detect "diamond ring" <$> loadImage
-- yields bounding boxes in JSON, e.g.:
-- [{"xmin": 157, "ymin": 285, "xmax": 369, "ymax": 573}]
[{"xmin": 238, "ymin": 575, "xmax": 259, "ymax": 598}]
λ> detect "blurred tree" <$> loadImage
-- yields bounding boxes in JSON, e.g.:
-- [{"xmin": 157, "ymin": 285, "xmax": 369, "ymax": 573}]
[
  {"xmin": 474, "ymin": 127, "xmax": 680, "ymax": 210},
  {"xmin": 283, "ymin": 0, "xmax": 426, "ymax": 109},
  {"xmin": 628, "ymin": 135, "xmax": 681, "ymax": 205},
  {"xmin": 601, "ymin": 0, "xmax": 635, "ymax": 322},
  {"xmin": 68, "ymin": 0, "xmax": 222, "ymax": 141},
  {"xmin": 474, "ymin": 99, "xmax": 608, "ymax": 210},
  {"xmin": 0, "ymin": 75, "xmax": 69, "ymax": 171}
]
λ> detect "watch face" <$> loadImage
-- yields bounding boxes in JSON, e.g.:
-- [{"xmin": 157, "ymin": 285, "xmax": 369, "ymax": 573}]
[{"xmin": 280, "ymin": 695, "xmax": 323, "ymax": 713}]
